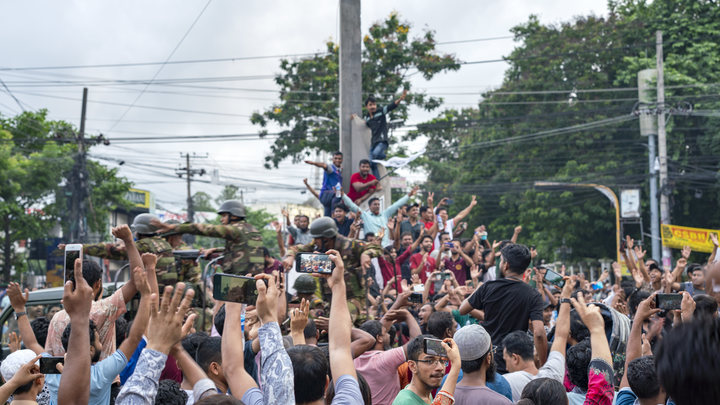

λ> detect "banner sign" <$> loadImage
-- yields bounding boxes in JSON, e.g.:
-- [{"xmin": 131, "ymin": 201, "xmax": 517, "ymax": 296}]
[{"xmin": 661, "ymin": 224, "xmax": 718, "ymax": 253}]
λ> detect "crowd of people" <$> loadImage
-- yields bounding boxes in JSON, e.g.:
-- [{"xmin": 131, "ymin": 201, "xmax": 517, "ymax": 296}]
[{"xmin": 1, "ymin": 112, "xmax": 719, "ymax": 404}]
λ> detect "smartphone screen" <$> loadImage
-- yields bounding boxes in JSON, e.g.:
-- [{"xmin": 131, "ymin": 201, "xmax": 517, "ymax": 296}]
[
  {"xmin": 296, "ymin": 253, "xmax": 334, "ymax": 274},
  {"xmin": 423, "ymin": 338, "xmax": 447, "ymax": 357},
  {"xmin": 409, "ymin": 292, "xmax": 423, "ymax": 303},
  {"xmin": 213, "ymin": 273, "xmax": 259, "ymax": 305},
  {"xmin": 656, "ymin": 293, "xmax": 682, "ymax": 310},
  {"xmin": 39, "ymin": 356, "xmax": 64, "ymax": 374},
  {"xmin": 543, "ymin": 268, "xmax": 565, "ymax": 288},
  {"xmin": 64, "ymin": 245, "xmax": 82, "ymax": 283}
]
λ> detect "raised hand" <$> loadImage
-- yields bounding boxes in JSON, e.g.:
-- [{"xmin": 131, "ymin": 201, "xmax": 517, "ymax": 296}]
[
  {"xmin": 711, "ymin": 233, "xmax": 719, "ymax": 247},
  {"xmin": 255, "ymin": 272, "xmax": 280, "ymax": 324},
  {"xmin": 62, "ymin": 258, "xmax": 94, "ymax": 320},
  {"xmin": 680, "ymin": 291, "xmax": 696, "ymax": 322},
  {"xmin": 146, "ymin": 283, "xmax": 195, "ymax": 354},
  {"xmin": 625, "ymin": 235, "xmax": 634, "ymax": 250},
  {"xmin": 112, "ymin": 224, "xmax": 133, "ymax": 241},
  {"xmin": 634, "ymin": 246, "xmax": 646, "ymax": 260},
  {"xmin": 290, "ymin": 298, "xmax": 310, "ymax": 335},
  {"xmin": 408, "ymin": 185, "xmax": 420, "ymax": 197},
  {"xmin": 8, "ymin": 331, "xmax": 20, "ymax": 353},
  {"xmin": 634, "ymin": 292, "xmax": 661, "ymax": 321},
  {"xmin": 514, "ymin": 225, "xmax": 522, "ymax": 234},
  {"xmin": 570, "ymin": 294, "xmax": 604, "ymax": 333},
  {"xmin": 7, "ymin": 282, "xmax": 28, "ymax": 312},
  {"xmin": 681, "ymin": 245, "xmax": 692, "ymax": 260},
  {"xmin": 470, "ymin": 195, "xmax": 477, "ymax": 206}
]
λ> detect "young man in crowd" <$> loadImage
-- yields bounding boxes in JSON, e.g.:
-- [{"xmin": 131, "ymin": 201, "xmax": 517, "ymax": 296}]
[
  {"xmin": 430, "ymin": 232, "xmax": 452, "ymax": 262},
  {"xmin": 501, "ymin": 275, "xmax": 573, "ymax": 402},
  {"xmin": 410, "ymin": 235, "xmax": 437, "ymax": 284},
  {"xmin": 348, "ymin": 159, "xmax": 381, "ymax": 203},
  {"xmin": 47, "ymin": 225, "xmax": 140, "ymax": 360},
  {"xmin": 283, "ymin": 210, "xmax": 313, "ymax": 246},
  {"xmin": 434, "ymin": 196, "xmax": 477, "ymax": 249},
  {"xmin": 304, "ymin": 151, "xmax": 344, "ymax": 216},
  {"xmin": 459, "ymin": 243, "xmax": 547, "ymax": 373},
  {"xmin": 358, "ymin": 90, "xmax": 408, "ymax": 180},
  {"xmin": 452, "ymin": 324, "xmax": 511, "ymax": 405},
  {"xmin": 355, "ymin": 291, "xmax": 421, "ymax": 405},
  {"xmin": 332, "ymin": 203, "xmax": 354, "ymax": 237},
  {"xmin": 341, "ymin": 185, "xmax": 419, "ymax": 247},
  {"xmin": 439, "ymin": 239, "xmax": 475, "ymax": 285},
  {"xmin": 400, "ymin": 203, "xmax": 423, "ymax": 241}
]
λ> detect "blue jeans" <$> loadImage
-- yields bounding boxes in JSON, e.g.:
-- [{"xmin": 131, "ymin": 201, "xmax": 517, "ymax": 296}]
[
  {"xmin": 320, "ymin": 191, "xmax": 341, "ymax": 217},
  {"xmin": 370, "ymin": 141, "xmax": 388, "ymax": 180}
]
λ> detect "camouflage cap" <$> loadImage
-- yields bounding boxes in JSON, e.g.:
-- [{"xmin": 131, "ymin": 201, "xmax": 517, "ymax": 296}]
[{"xmin": 293, "ymin": 274, "xmax": 318, "ymax": 294}]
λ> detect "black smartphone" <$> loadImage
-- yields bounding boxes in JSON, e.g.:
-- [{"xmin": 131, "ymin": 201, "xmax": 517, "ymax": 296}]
[
  {"xmin": 409, "ymin": 292, "xmax": 423, "ymax": 303},
  {"xmin": 213, "ymin": 273, "xmax": 259, "ymax": 305},
  {"xmin": 39, "ymin": 356, "xmax": 64, "ymax": 374},
  {"xmin": 543, "ymin": 268, "xmax": 565, "ymax": 288},
  {"xmin": 423, "ymin": 337, "xmax": 447, "ymax": 357},
  {"xmin": 655, "ymin": 293, "xmax": 682, "ymax": 311},
  {"xmin": 296, "ymin": 253, "xmax": 334, "ymax": 274}
]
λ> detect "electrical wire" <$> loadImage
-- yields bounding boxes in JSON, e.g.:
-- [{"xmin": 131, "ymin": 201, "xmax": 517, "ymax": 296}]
[{"xmin": 106, "ymin": 0, "xmax": 214, "ymax": 134}]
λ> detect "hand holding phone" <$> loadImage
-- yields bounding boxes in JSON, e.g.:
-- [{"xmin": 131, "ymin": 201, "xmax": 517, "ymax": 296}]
[
  {"xmin": 39, "ymin": 356, "xmax": 64, "ymax": 374},
  {"xmin": 296, "ymin": 253, "xmax": 335, "ymax": 274},
  {"xmin": 655, "ymin": 293, "xmax": 682, "ymax": 311},
  {"xmin": 543, "ymin": 268, "xmax": 566, "ymax": 288},
  {"xmin": 423, "ymin": 337, "xmax": 447, "ymax": 357},
  {"xmin": 64, "ymin": 244, "xmax": 83, "ymax": 283},
  {"xmin": 213, "ymin": 273, "xmax": 264, "ymax": 305}
]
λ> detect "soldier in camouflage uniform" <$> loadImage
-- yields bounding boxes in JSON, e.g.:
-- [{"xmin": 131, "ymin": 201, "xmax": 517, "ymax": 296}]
[
  {"xmin": 74, "ymin": 213, "xmax": 177, "ymax": 291},
  {"xmin": 283, "ymin": 217, "xmax": 382, "ymax": 323},
  {"xmin": 160, "ymin": 219, "xmax": 211, "ymax": 331},
  {"xmin": 151, "ymin": 200, "xmax": 265, "ymax": 276}
]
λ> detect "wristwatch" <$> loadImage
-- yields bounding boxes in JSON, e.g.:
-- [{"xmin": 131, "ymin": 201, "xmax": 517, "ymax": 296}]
[
  {"xmin": 560, "ymin": 298, "xmax": 572, "ymax": 305},
  {"xmin": 14, "ymin": 311, "xmax": 26, "ymax": 320}
]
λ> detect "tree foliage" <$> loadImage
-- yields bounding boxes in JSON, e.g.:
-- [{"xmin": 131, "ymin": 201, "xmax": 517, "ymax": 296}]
[
  {"xmin": 0, "ymin": 110, "xmax": 132, "ymax": 281},
  {"xmin": 251, "ymin": 12, "xmax": 460, "ymax": 168},
  {"xmin": 415, "ymin": 0, "xmax": 720, "ymax": 263}
]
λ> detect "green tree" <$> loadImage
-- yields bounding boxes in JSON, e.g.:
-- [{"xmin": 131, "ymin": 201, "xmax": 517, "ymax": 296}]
[
  {"xmin": 414, "ymin": 0, "xmax": 720, "ymax": 264},
  {"xmin": 192, "ymin": 191, "xmax": 216, "ymax": 212},
  {"xmin": 215, "ymin": 185, "xmax": 241, "ymax": 206},
  {"xmin": 251, "ymin": 12, "xmax": 460, "ymax": 168},
  {"xmin": 0, "ymin": 110, "xmax": 132, "ymax": 281}
]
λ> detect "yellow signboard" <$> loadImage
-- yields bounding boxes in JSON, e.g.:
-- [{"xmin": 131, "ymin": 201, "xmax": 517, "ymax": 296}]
[
  {"xmin": 661, "ymin": 224, "xmax": 718, "ymax": 253},
  {"xmin": 127, "ymin": 188, "xmax": 151, "ymax": 209}
]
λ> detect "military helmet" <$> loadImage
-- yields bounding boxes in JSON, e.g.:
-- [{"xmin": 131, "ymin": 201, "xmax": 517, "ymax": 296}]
[
  {"xmin": 293, "ymin": 274, "xmax": 318, "ymax": 294},
  {"xmin": 309, "ymin": 217, "xmax": 338, "ymax": 239},
  {"xmin": 217, "ymin": 200, "xmax": 246, "ymax": 218},
  {"xmin": 131, "ymin": 213, "xmax": 159, "ymax": 235}
]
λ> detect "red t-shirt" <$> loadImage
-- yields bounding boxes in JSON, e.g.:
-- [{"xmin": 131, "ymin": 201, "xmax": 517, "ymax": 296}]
[{"xmin": 347, "ymin": 172, "xmax": 377, "ymax": 201}]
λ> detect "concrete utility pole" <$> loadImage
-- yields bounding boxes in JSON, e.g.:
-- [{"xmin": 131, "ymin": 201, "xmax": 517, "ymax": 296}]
[
  {"xmin": 176, "ymin": 153, "xmax": 207, "ymax": 223},
  {"xmin": 339, "ymin": 0, "xmax": 362, "ymax": 192},
  {"xmin": 656, "ymin": 30, "xmax": 672, "ymax": 267},
  {"xmin": 638, "ymin": 69, "xmax": 661, "ymax": 261},
  {"xmin": 69, "ymin": 87, "xmax": 89, "ymax": 242}
]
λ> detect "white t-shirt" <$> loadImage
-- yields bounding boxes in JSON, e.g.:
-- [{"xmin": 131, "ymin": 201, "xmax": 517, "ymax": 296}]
[
  {"xmin": 503, "ymin": 351, "xmax": 565, "ymax": 402},
  {"xmin": 434, "ymin": 218, "xmax": 455, "ymax": 249}
]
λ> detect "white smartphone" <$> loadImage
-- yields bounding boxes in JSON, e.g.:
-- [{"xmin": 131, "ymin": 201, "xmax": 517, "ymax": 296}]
[{"xmin": 64, "ymin": 244, "xmax": 83, "ymax": 283}]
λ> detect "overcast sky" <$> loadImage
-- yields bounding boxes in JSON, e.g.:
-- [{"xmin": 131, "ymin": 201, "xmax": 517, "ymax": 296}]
[{"xmin": 0, "ymin": 0, "xmax": 607, "ymax": 211}]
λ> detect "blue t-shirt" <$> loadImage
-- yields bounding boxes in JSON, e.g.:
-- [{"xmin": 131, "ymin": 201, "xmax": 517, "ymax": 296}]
[
  {"xmin": 440, "ymin": 369, "xmax": 513, "ymax": 401},
  {"xmin": 44, "ymin": 350, "xmax": 128, "ymax": 405},
  {"xmin": 321, "ymin": 163, "xmax": 342, "ymax": 193},
  {"xmin": 119, "ymin": 337, "xmax": 147, "ymax": 384},
  {"xmin": 615, "ymin": 387, "xmax": 676, "ymax": 405}
]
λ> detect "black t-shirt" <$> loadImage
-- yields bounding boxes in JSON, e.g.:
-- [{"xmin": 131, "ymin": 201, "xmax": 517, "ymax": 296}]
[{"xmin": 467, "ymin": 278, "xmax": 545, "ymax": 344}]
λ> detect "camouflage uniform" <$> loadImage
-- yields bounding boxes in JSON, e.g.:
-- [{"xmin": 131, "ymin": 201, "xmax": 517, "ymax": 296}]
[
  {"xmin": 175, "ymin": 221, "xmax": 264, "ymax": 275},
  {"xmin": 290, "ymin": 235, "xmax": 382, "ymax": 301},
  {"xmin": 82, "ymin": 237, "xmax": 176, "ymax": 290}
]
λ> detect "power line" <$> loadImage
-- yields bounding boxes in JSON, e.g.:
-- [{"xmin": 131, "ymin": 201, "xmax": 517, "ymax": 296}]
[
  {"xmin": 0, "ymin": 77, "xmax": 26, "ymax": 112},
  {"xmin": 106, "ymin": 0, "xmax": 214, "ymax": 134}
]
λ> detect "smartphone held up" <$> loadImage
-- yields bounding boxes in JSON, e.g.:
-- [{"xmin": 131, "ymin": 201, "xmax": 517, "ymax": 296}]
[
  {"xmin": 64, "ymin": 244, "xmax": 83, "ymax": 283},
  {"xmin": 213, "ymin": 273, "xmax": 263, "ymax": 305},
  {"xmin": 296, "ymin": 253, "xmax": 335, "ymax": 274}
]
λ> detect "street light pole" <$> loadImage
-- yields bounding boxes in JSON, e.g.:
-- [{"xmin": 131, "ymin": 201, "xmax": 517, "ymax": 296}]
[{"xmin": 534, "ymin": 181, "xmax": 621, "ymax": 267}]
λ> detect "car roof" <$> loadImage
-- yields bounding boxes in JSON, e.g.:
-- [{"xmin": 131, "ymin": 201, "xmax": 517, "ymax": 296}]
[{"xmin": 22, "ymin": 282, "xmax": 126, "ymax": 305}]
